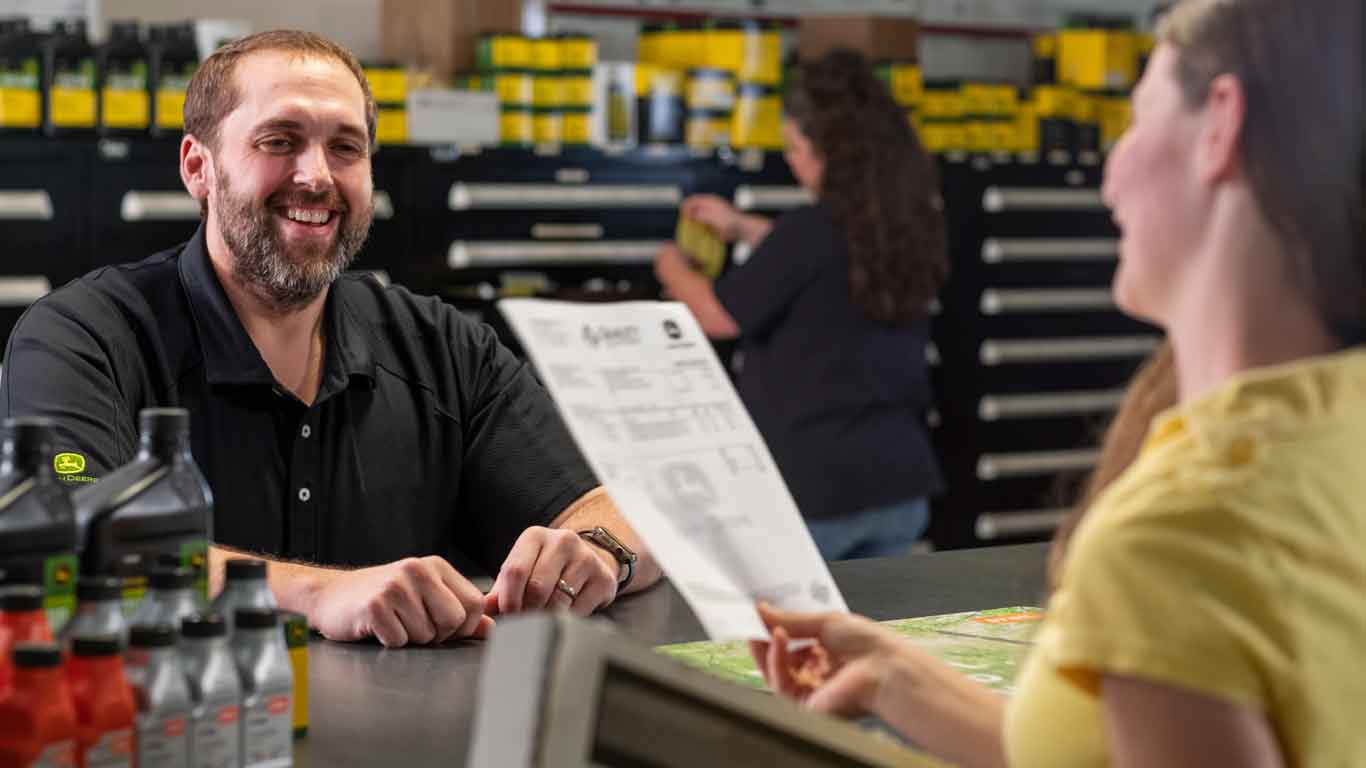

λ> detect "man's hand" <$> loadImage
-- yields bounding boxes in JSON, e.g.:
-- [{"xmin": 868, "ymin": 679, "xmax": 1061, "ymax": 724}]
[
  {"xmin": 309, "ymin": 556, "xmax": 493, "ymax": 647},
  {"xmin": 487, "ymin": 527, "xmax": 619, "ymax": 617}
]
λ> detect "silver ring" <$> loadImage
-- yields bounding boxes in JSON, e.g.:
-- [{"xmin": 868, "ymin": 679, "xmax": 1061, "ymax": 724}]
[{"xmin": 555, "ymin": 579, "xmax": 578, "ymax": 600}]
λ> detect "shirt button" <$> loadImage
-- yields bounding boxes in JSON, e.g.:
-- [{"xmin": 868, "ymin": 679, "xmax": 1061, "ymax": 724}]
[
  {"xmin": 298, "ymin": 487, "xmax": 311, "ymax": 502},
  {"xmin": 300, "ymin": 425, "xmax": 312, "ymax": 439}
]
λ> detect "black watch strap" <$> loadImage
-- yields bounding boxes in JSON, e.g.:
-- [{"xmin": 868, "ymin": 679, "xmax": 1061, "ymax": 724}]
[{"xmin": 578, "ymin": 526, "xmax": 637, "ymax": 589}]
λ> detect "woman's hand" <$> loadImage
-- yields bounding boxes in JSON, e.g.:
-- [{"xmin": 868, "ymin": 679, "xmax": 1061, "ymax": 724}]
[
  {"xmin": 654, "ymin": 243, "xmax": 700, "ymax": 296},
  {"xmin": 749, "ymin": 601, "xmax": 910, "ymax": 717},
  {"xmin": 681, "ymin": 194, "xmax": 743, "ymax": 242}
]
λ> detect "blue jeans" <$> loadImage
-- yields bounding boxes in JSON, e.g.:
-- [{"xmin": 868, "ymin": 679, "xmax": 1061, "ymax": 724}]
[{"xmin": 806, "ymin": 498, "xmax": 930, "ymax": 561}]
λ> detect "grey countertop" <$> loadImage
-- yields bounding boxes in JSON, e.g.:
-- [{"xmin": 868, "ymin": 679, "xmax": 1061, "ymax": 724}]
[{"xmin": 298, "ymin": 543, "xmax": 1048, "ymax": 767}]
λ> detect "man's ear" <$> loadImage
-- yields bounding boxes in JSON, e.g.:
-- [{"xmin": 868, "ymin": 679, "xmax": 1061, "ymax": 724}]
[
  {"xmin": 180, "ymin": 134, "xmax": 212, "ymax": 208},
  {"xmin": 1196, "ymin": 73, "xmax": 1246, "ymax": 186}
]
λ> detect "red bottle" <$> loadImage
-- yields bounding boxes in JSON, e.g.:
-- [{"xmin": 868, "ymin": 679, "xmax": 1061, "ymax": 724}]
[
  {"xmin": 0, "ymin": 586, "xmax": 54, "ymax": 692},
  {"xmin": 66, "ymin": 636, "xmax": 134, "ymax": 768},
  {"xmin": 0, "ymin": 643, "xmax": 79, "ymax": 768}
]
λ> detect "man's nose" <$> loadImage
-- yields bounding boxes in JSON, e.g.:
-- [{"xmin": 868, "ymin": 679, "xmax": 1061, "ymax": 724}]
[{"xmin": 293, "ymin": 142, "xmax": 333, "ymax": 192}]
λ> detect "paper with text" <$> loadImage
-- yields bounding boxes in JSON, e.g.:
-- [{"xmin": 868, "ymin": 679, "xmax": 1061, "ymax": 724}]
[{"xmin": 499, "ymin": 299, "xmax": 846, "ymax": 640}]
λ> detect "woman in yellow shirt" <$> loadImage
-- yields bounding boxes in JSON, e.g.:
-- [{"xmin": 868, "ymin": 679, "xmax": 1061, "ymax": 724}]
[{"xmin": 751, "ymin": 0, "xmax": 1365, "ymax": 765}]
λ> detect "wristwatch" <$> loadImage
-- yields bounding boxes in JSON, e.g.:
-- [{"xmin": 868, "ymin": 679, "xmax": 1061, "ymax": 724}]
[{"xmin": 579, "ymin": 526, "xmax": 637, "ymax": 590}]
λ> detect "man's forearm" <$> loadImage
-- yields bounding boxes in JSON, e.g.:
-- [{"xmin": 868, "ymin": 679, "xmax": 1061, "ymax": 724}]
[
  {"xmin": 736, "ymin": 214, "xmax": 774, "ymax": 248},
  {"xmin": 208, "ymin": 543, "xmax": 338, "ymax": 616},
  {"xmin": 550, "ymin": 487, "xmax": 662, "ymax": 595}
]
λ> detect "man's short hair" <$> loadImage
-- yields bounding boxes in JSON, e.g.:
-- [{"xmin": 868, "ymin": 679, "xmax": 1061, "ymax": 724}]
[{"xmin": 183, "ymin": 29, "xmax": 378, "ymax": 152}]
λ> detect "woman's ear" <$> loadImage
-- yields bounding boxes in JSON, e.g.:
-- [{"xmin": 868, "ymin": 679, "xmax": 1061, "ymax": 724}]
[{"xmin": 1196, "ymin": 73, "xmax": 1247, "ymax": 186}]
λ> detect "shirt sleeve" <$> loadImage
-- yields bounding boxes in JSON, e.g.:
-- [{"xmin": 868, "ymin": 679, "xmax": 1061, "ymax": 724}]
[
  {"xmin": 0, "ymin": 293, "xmax": 139, "ymax": 484},
  {"xmin": 714, "ymin": 206, "xmax": 829, "ymax": 340},
  {"xmin": 1040, "ymin": 492, "xmax": 1282, "ymax": 709},
  {"xmin": 446, "ymin": 312, "xmax": 599, "ymax": 571}
]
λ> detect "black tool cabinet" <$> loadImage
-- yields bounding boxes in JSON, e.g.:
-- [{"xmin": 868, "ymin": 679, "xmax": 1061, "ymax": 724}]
[{"xmin": 0, "ymin": 137, "xmax": 1154, "ymax": 550}]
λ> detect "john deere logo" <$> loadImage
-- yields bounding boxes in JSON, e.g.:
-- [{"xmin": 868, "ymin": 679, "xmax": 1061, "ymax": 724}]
[
  {"xmin": 53, "ymin": 453, "xmax": 85, "ymax": 474},
  {"xmin": 53, "ymin": 563, "xmax": 73, "ymax": 586}
]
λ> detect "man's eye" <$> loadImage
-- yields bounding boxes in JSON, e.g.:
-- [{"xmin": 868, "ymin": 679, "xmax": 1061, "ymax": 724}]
[
  {"xmin": 332, "ymin": 143, "xmax": 362, "ymax": 157},
  {"xmin": 261, "ymin": 138, "xmax": 293, "ymax": 152}
]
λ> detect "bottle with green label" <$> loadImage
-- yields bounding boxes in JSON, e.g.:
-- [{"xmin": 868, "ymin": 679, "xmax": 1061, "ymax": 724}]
[
  {"xmin": 74, "ymin": 408, "xmax": 214, "ymax": 606},
  {"xmin": 149, "ymin": 22, "xmax": 197, "ymax": 137},
  {"xmin": 0, "ymin": 418, "xmax": 79, "ymax": 631},
  {"xmin": 43, "ymin": 18, "xmax": 96, "ymax": 135},
  {"xmin": 98, "ymin": 19, "xmax": 149, "ymax": 135},
  {"xmin": 0, "ymin": 17, "xmax": 44, "ymax": 133}
]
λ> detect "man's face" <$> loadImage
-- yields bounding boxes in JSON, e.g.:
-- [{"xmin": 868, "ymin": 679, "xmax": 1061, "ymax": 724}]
[{"xmin": 203, "ymin": 51, "xmax": 374, "ymax": 311}]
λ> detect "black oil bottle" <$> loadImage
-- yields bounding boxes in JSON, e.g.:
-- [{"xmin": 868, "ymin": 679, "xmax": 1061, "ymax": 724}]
[
  {"xmin": 98, "ymin": 19, "xmax": 150, "ymax": 135},
  {"xmin": 0, "ymin": 418, "xmax": 79, "ymax": 631},
  {"xmin": 43, "ymin": 18, "xmax": 97, "ymax": 136}
]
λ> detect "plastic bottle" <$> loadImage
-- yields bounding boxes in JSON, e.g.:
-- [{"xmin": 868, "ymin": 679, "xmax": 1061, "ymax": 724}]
[
  {"xmin": 0, "ymin": 643, "xmax": 78, "ymax": 767},
  {"xmin": 232, "ymin": 609, "xmax": 293, "ymax": 767},
  {"xmin": 67, "ymin": 635, "xmax": 135, "ymax": 768},
  {"xmin": 0, "ymin": 417, "xmax": 80, "ymax": 631},
  {"xmin": 129, "ymin": 567, "xmax": 204, "ymax": 631},
  {"xmin": 0, "ymin": 584, "xmax": 54, "ymax": 691},
  {"xmin": 75, "ymin": 408, "xmax": 213, "ymax": 603},
  {"xmin": 97, "ymin": 19, "xmax": 149, "ymax": 135},
  {"xmin": 149, "ymin": 22, "xmax": 197, "ymax": 137},
  {"xmin": 210, "ymin": 559, "xmax": 275, "ymax": 632},
  {"xmin": 43, "ymin": 18, "xmax": 97, "ymax": 136},
  {"xmin": 125, "ymin": 624, "xmax": 191, "ymax": 768},
  {"xmin": 59, "ymin": 576, "xmax": 129, "ymax": 648},
  {"xmin": 0, "ymin": 17, "xmax": 45, "ymax": 133},
  {"xmin": 179, "ymin": 615, "xmax": 241, "ymax": 768}
]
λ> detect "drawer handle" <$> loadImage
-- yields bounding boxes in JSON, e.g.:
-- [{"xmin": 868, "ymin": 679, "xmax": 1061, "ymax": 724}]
[
  {"xmin": 531, "ymin": 223, "xmax": 604, "ymax": 240},
  {"xmin": 978, "ymin": 389, "xmax": 1125, "ymax": 421},
  {"xmin": 120, "ymin": 191, "xmax": 199, "ymax": 222},
  {"xmin": 448, "ymin": 240, "xmax": 666, "ymax": 269},
  {"xmin": 980, "ymin": 335, "xmax": 1161, "ymax": 365},
  {"xmin": 0, "ymin": 191, "xmax": 54, "ymax": 221},
  {"xmin": 975, "ymin": 508, "xmax": 1070, "ymax": 540},
  {"xmin": 980, "ymin": 288, "xmax": 1115, "ymax": 315},
  {"xmin": 448, "ymin": 183, "xmax": 681, "ymax": 210},
  {"xmin": 733, "ymin": 185, "xmax": 813, "ymax": 211},
  {"xmin": 0, "ymin": 276, "xmax": 51, "ymax": 306},
  {"xmin": 982, "ymin": 186, "xmax": 1106, "ymax": 212},
  {"xmin": 976, "ymin": 449, "xmax": 1098, "ymax": 480},
  {"xmin": 981, "ymin": 238, "xmax": 1118, "ymax": 263},
  {"xmin": 373, "ymin": 190, "xmax": 394, "ymax": 221}
]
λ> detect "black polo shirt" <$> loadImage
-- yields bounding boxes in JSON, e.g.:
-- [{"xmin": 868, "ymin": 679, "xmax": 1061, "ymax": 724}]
[
  {"xmin": 715, "ymin": 204, "xmax": 943, "ymax": 520},
  {"xmin": 0, "ymin": 226, "xmax": 598, "ymax": 571}
]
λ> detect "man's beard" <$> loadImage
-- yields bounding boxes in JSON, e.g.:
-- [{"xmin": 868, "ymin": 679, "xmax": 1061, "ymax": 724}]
[{"xmin": 214, "ymin": 168, "xmax": 373, "ymax": 313}]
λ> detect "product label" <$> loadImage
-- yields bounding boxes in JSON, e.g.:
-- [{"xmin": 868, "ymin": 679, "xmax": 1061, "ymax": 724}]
[
  {"xmin": 191, "ymin": 700, "xmax": 241, "ymax": 768},
  {"xmin": 242, "ymin": 692, "xmax": 292, "ymax": 767},
  {"xmin": 181, "ymin": 539, "xmax": 209, "ymax": 600},
  {"xmin": 102, "ymin": 64, "xmax": 149, "ymax": 129},
  {"xmin": 155, "ymin": 90, "xmax": 186, "ymax": 129},
  {"xmin": 84, "ymin": 727, "xmax": 133, "ymax": 768},
  {"xmin": 136, "ymin": 712, "xmax": 189, "ymax": 768},
  {"xmin": 31, "ymin": 739, "xmax": 76, "ymax": 767}
]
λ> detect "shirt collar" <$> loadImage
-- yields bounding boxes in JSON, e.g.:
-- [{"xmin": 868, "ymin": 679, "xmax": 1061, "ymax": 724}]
[{"xmin": 178, "ymin": 223, "xmax": 377, "ymax": 392}]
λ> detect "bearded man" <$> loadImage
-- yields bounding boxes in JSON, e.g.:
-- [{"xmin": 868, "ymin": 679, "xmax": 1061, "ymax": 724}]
[{"xmin": 0, "ymin": 30, "xmax": 658, "ymax": 647}]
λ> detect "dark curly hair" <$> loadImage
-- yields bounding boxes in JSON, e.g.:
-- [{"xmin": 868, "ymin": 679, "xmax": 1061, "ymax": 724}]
[{"xmin": 785, "ymin": 49, "xmax": 948, "ymax": 326}]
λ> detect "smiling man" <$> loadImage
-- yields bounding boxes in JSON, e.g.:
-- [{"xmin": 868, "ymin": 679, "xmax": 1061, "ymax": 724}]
[{"xmin": 0, "ymin": 30, "xmax": 658, "ymax": 647}]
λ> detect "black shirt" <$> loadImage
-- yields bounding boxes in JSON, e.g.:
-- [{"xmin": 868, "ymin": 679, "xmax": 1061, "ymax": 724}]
[
  {"xmin": 715, "ymin": 204, "xmax": 942, "ymax": 520},
  {"xmin": 0, "ymin": 226, "xmax": 598, "ymax": 571}
]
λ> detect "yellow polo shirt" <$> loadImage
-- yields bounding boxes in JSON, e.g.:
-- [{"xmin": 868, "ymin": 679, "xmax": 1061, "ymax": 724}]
[{"xmin": 1005, "ymin": 349, "xmax": 1366, "ymax": 766}]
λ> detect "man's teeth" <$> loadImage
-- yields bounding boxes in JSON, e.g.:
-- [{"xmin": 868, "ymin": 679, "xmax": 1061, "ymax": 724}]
[{"xmin": 284, "ymin": 208, "xmax": 331, "ymax": 225}]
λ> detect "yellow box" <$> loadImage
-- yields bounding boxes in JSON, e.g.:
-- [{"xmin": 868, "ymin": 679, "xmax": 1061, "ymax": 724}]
[
  {"xmin": 376, "ymin": 108, "xmax": 406, "ymax": 144},
  {"xmin": 533, "ymin": 74, "xmax": 563, "ymax": 107},
  {"xmin": 561, "ymin": 72, "xmax": 593, "ymax": 107},
  {"xmin": 706, "ymin": 23, "xmax": 781, "ymax": 85},
  {"xmin": 365, "ymin": 68, "xmax": 408, "ymax": 104},
  {"xmin": 478, "ymin": 34, "xmax": 532, "ymax": 70},
  {"xmin": 500, "ymin": 106, "xmax": 533, "ymax": 145},
  {"xmin": 531, "ymin": 38, "xmax": 562, "ymax": 71},
  {"xmin": 919, "ymin": 89, "xmax": 964, "ymax": 120},
  {"xmin": 494, "ymin": 70, "xmax": 534, "ymax": 105},
  {"xmin": 1100, "ymin": 96, "xmax": 1131, "ymax": 148},
  {"xmin": 1032, "ymin": 85, "xmax": 1074, "ymax": 119},
  {"xmin": 961, "ymin": 83, "xmax": 1017, "ymax": 117},
  {"xmin": 731, "ymin": 83, "xmax": 781, "ymax": 149},
  {"xmin": 890, "ymin": 64, "xmax": 923, "ymax": 107},
  {"xmin": 558, "ymin": 36, "xmax": 597, "ymax": 70},
  {"xmin": 1059, "ymin": 28, "xmax": 1137, "ymax": 90},
  {"xmin": 562, "ymin": 107, "xmax": 592, "ymax": 144},
  {"xmin": 532, "ymin": 108, "xmax": 561, "ymax": 143},
  {"xmin": 1014, "ymin": 102, "xmax": 1040, "ymax": 153}
]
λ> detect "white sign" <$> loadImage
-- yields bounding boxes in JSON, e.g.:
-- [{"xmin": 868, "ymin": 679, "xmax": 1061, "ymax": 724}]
[{"xmin": 500, "ymin": 299, "xmax": 846, "ymax": 640}]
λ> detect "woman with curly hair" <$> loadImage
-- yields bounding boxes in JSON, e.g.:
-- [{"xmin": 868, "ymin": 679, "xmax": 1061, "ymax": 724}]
[{"xmin": 654, "ymin": 48, "xmax": 948, "ymax": 560}]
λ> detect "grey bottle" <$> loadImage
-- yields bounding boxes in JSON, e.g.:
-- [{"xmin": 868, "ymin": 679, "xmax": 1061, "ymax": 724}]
[
  {"xmin": 59, "ymin": 575, "xmax": 128, "ymax": 647},
  {"xmin": 125, "ymin": 624, "xmax": 192, "ymax": 768},
  {"xmin": 210, "ymin": 559, "xmax": 275, "ymax": 633},
  {"xmin": 179, "ymin": 615, "xmax": 241, "ymax": 768},
  {"xmin": 232, "ymin": 609, "xmax": 293, "ymax": 767},
  {"xmin": 130, "ymin": 566, "xmax": 204, "ymax": 631}
]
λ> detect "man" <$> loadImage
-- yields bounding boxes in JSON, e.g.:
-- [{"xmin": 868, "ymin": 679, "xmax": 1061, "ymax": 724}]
[{"xmin": 0, "ymin": 30, "xmax": 659, "ymax": 647}]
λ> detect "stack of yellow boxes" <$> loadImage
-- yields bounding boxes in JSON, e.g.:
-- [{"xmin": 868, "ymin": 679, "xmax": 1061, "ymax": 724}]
[
  {"xmin": 525, "ymin": 33, "xmax": 598, "ymax": 146},
  {"xmin": 363, "ymin": 62, "xmax": 408, "ymax": 145},
  {"xmin": 637, "ymin": 19, "xmax": 783, "ymax": 150},
  {"xmin": 477, "ymin": 33, "xmax": 534, "ymax": 147},
  {"xmin": 877, "ymin": 61, "xmax": 923, "ymax": 133}
]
